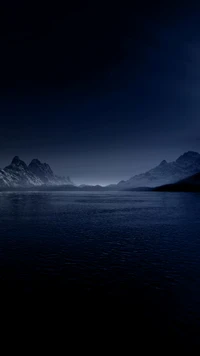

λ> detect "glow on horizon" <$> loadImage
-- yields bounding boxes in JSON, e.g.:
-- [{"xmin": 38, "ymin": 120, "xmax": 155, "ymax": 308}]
[{"xmin": 74, "ymin": 179, "xmax": 119, "ymax": 187}]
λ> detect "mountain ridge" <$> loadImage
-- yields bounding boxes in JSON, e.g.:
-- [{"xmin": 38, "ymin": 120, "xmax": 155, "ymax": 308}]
[
  {"xmin": 0, "ymin": 156, "xmax": 74, "ymax": 188},
  {"xmin": 117, "ymin": 151, "xmax": 200, "ymax": 188},
  {"xmin": 154, "ymin": 170, "xmax": 200, "ymax": 192},
  {"xmin": 1, "ymin": 151, "xmax": 200, "ymax": 189}
]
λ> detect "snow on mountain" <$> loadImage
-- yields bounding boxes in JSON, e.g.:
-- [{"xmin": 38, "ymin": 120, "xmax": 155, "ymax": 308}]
[
  {"xmin": 1, "ymin": 151, "xmax": 200, "ymax": 190},
  {"xmin": 28, "ymin": 159, "xmax": 73, "ymax": 186},
  {"xmin": 117, "ymin": 151, "xmax": 200, "ymax": 188},
  {"xmin": 0, "ymin": 156, "xmax": 74, "ymax": 188}
]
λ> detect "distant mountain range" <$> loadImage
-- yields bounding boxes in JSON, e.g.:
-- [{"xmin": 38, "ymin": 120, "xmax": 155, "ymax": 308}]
[
  {"xmin": 117, "ymin": 151, "xmax": 200, "ymax": 189},
  {"xmin": 0, "ymin": 156, "xmax": 74, "ymax": 188},
  {"xmin": 1, "ymin": 151, "xmax": 200, "ymax": 190}
]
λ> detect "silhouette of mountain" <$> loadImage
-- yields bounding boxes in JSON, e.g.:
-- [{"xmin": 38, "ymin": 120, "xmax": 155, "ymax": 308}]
[
  {"xmin": 155, "ymin": 171, "xmax": 200, "ymax": 192},
  {"xmin": 117, "ymin": 151, "xmax": 200, "ymax": 188},
  {"xmin": 0, "ymin": 156, "xmax": 74, "ymax": 188}
]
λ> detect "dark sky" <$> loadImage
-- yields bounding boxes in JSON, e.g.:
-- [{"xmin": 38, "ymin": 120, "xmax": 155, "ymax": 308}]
[{"xmin": 1, "ymin": 1, "xmax": 200, "ymax": 185}]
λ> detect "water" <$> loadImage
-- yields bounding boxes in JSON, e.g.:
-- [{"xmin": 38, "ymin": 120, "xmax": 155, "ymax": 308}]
[{"xmin": 0, "ymin": 191, "xmax": 200, "ymax": 345}]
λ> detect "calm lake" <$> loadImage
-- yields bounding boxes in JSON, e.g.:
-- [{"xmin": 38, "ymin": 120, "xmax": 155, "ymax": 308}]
[{"xmin": 0, "ymin": 191, "xmax": 200, "ymax": 345}]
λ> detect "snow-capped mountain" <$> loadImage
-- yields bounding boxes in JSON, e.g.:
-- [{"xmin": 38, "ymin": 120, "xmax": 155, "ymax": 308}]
[
  {"xmin": 28, "ymin": 159, "xmax": 73, "ymax": 186},
  {"xmin": 0, "ymin": 156, "xmax": 74, "ymax": 188},
  {"xmin": 117, "ymin": 151, "xmax": 200, "ymax": 188}
]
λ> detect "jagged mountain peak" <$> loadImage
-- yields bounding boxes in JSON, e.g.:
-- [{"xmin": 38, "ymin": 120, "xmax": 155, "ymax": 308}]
[
  {"xmin": 3, "ymin": 156, "xmax": 41, "ymax": 187},
  {"xmin": 176, "ymin": 151, "xmax": 200, "ymax": 168},
  {"xmin": 28, "ymin": 157, "xmax": 73, "ymax": 185},
  {"xmin": 179, "ymin": 150, "xmax": 199, "ymax": 157},
  {"xmin": 0, "ymin": 156, "xmax": 74, "ymax": 188},
  {"xmin": 176, "ymin": 151, "xmax": 200, "ymax": 161},
  {"xmin": 30, "ymin": 158, "xmax": 51, "ymax": 167},
  {"xmin": 29, "ymin": 159, "xmax": 54, "ymax": 177},
  {"xmin": 30, "ymin": 158, "xmax": 41, "ymax": 165},
  {"xmin": 159, "ymin": 159, "xmax": 167, "ymax": 166},
  {"xmin": 11, "ymin": 156, "xmax": 27, "ymax": 168},
  {"xmin": 12, "ymin": 155, "xmax": 20, "ymax": 163}
]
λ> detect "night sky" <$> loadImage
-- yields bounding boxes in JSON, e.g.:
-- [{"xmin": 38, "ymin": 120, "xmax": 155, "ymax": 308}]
[{"xmin": 1, "ymin": 1, "xmax": 200, "ymax": 185}]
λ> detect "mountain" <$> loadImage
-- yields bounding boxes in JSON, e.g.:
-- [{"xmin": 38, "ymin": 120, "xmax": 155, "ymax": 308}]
[
  {"xmin": 0, "ymin": 156, "xmax": 74, "ymax": 188},
  {"xmin": 1, "ymin": 151, "xmax": 200, "ymax": 190},
  {"xmin": 117, "ymin": 151, "xmax": 200, "ymax": 189},
  {"xmin": 28, "ymin": 159, "xmax": 73, "ymax": 186},
  {"xmin": 155, "ymin": 171, "xmax": 200, "ymax": 192}
]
